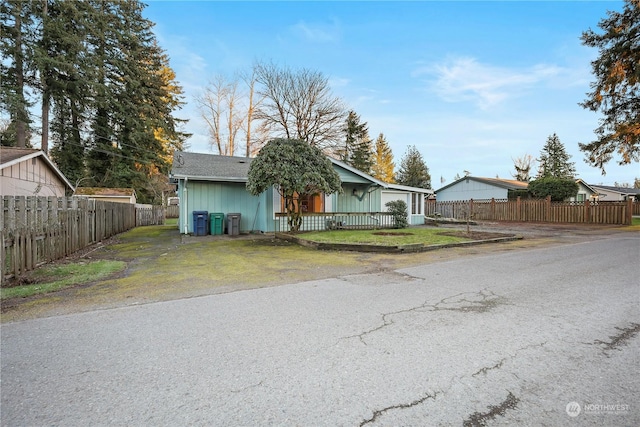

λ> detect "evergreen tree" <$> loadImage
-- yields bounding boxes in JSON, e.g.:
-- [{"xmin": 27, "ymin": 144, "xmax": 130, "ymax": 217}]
[
  {"xmin": 1, "ymin": 0, "xmax": 187, "ymax": 202},
  {"xmin": 579, "ymin": 0, "xmax": 639, "ymax": 172},
  {"xmin": 371, "ymin": 133, "xmax": 395, "ymax": 183},
  {"xmin": 396, "ymin": 145, "xmax": 431, "ymax": 188},
  {"xmin": 341, "ymin": 110, "xmax": 373, "ymax": 174},
  {"xmin": 537, "ymin": 133, "xmax": 576, "ymax": 179},
  {"xmin": 0, "ymin": 0, "xmax": 36, "ymax": 147}
]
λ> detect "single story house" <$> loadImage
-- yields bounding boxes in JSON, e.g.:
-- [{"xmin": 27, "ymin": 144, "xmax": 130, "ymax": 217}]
[
  {"xmin": 571, "ymin": 179, "xmax": 599, "ymax": 202},
  {"xmin": 170, "ymin": 151, "xmax": 433, "ymax": 234},
  {"xmin": 435, "ymin": 176, "xmax": 529, "ymax": 202},
  {"xmin": 74, "ymin": 187, "xmax": 137, "ymax": 204},
  {"xmin": 435, "ymin": 176, "xmax": 604, "ymax": 202},
  {"xmin": 590, "ymin": 185, "xmax": 640, "ymax": 202},
  {"xmin": 0, "ymin": 147, "xmax": 74, "ymax": 197}
]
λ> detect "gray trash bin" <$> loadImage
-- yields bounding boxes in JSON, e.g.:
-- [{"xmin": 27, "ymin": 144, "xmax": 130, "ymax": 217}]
[{"xmin": 227, "ymin": 213, "xmax": 241, "ymax": 236}]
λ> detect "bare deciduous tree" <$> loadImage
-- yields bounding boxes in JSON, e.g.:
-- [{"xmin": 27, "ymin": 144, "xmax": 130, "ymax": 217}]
[
  {"xmin": 254, "ymin": 61, "xmax": 346, "ymax": 152},
  {"xmin": 196, "ymin": 74, "xmax": 245, "ymax": 156},
  {"xmin": 512, "ymin": 154, "xmax": 535, "ymax": 182}
]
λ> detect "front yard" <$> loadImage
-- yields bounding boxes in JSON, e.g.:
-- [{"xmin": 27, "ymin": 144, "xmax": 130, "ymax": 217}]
[{"xmin": 295, "ymin": 227, "xmax": 506, "ymax": 246}]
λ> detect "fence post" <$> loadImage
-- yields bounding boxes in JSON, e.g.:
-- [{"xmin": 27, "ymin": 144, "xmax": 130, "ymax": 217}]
[
  {"xmin": 584, "ymin": 199, "xmax": 591, "ymax": 223},
  {"xmin": 626, "ymin": 198, "xmax": 633, "ymax": 225},
  {"xmin": 545, "ymin": 196, "xmax": 551, "ymax": 222}
]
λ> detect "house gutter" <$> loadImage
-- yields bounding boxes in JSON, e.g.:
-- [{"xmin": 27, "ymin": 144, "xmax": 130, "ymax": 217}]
[{"xmin": 183, "ymin": 177, "xmax": 189, "ymax": 234}]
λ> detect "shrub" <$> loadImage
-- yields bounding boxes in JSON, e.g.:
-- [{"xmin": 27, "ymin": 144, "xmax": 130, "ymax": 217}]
[
  {"xmin": 385, "ymin": 200, "xmax": 409, "ymax": 229},
  {"xmin": 528, "ymin": 178, "xmax": 579, "ymax": 201}
]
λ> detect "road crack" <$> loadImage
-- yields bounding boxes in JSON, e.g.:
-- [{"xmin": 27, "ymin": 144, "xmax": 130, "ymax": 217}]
[
  {"xmin": 342, "ymin": 289, "xmax": 506, "ymax": 345},
  {"xmin": 472, "ymin": 341, "xmax": 547, "ymax": 377},
  {"xmin": 462, "ymin": 391, "xmax": 519, "ymax": 427},
  {"xmin": 592, "ymin": 322, "xmax": 640, "ymax": 355},
  {"xmin": 359, "ymin": 391, "xmax": 438, "ymax": 426}
]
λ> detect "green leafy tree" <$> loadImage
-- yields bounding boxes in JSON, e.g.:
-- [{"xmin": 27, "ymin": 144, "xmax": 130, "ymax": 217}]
[
  {"xmin": 528, "ymin": 178, "xmax": 579, "ymax": 201},
  {"xmin": 385, "ymin": 199, "xmax": 408, "ymax": 229},
  {"xmin": 396, "ymin": 145, "xmax": 431, "ymax": 188},
  {"xmin": 537, "ymin": 133, "xmax": 576, "ymax": 179},
  {"xmin": 579, "ymin": 0, "xmax": 639, "ymax": 173},
  {"xmin": 247, "ymin": 138, "xmax": 342, "ymax": 232},
  {"xmin": 371, "ymin": 133, "xmax": 395, "ymax": 183}
]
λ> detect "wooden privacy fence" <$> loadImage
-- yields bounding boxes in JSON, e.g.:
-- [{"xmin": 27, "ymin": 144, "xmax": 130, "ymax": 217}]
[
  {"xmin": 425, "ymin": 197, "xmax": 634, "ymax": 225},
  {"xmin": 165, "ymin": 204, "xmax": 180, "ymax": 218},
  {"xmin": 1, "ymin": 196, "xmax": 163, "ymax": 284},
  {"xmin": 135, "ymin": 204, "xmax": 165, "ymax": 226}
]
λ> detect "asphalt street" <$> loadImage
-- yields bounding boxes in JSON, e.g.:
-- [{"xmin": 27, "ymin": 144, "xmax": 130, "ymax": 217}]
[{"xmin": 1, "ymin": 233, "xmax": 639, "ymax": 426}]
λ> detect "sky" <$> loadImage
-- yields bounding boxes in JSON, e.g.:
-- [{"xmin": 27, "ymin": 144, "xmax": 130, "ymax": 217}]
[{"xmin": 143, "ymin": 0, "xmax": 638, "ymax": 188}]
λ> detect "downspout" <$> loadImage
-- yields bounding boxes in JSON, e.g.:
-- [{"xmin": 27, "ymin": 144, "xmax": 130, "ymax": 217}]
[{"xmin": 183, "ymin": 177, "xmax": 189, "ymax": 234}]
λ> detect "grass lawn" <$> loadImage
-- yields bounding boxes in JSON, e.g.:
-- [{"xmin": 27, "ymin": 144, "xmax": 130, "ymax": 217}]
[
  {"xmin": 296, "ymin": 227, "xmax": 471, "ymax": 246},
  {"xmin": 1, "ymin": 260, "xmax": 126, "ymax": 300},
  {"xmin": 632, "ymin": 217, "xmax": 640, "ymax": 226}
]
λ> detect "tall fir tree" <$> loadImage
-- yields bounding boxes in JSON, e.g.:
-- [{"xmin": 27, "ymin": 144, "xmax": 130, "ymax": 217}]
[
  {"xmin": 0, "ymin": 0, "xmax": 36, "ymax": 147},
  {"xmin": 537, "ymin": 133, "xmax": 576, "ymax": 179},
  {"xmin": 579, "ymin": 0, "xmax": 639, "ymax": 172},
  {"xmin": 396, "ymin": 145, "xmax": 431, "ymax": 188},
  {"xmin": 341, "ymin": 110, "xmax": 372, "ymax": 174},
  {"xmin": 371, "ymin": 133, "xmax": 395, "ymax": 183}
]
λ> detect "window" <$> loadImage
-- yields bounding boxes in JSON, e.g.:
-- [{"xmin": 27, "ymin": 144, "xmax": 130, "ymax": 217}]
[
  {"xmin": 576, "ymin": 193, "xmax": 586, "ymax": 202},
  {"xmin": 280, "ymin": 193, "xmax": 324, "ymax": 213},
  {"xmin": 411, "ymin": 193, "xmax": 422, "ymax": 215}
]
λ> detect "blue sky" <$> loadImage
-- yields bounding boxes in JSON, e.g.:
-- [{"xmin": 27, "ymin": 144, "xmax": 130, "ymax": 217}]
[{"xmin": 144, "ymin": 0, "xmax": 638, "ymax": 188}]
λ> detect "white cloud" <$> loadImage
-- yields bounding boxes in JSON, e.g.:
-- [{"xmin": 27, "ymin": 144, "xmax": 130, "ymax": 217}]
[{"xmin": 414, "ymin": 56, "xmax": 564, "ymax": 110}]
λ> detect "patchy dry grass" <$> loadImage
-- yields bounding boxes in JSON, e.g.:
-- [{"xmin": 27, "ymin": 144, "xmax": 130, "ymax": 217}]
[
  {"xmin": 1, "ymin": 260, "xmax": 126, "ymax": 299},
  {"xmin": 0, "ymin": 224, "xmax": 522, "ymax": 323},
  {"xmin": 297, "ymin": 228, "xmax": 470, "ymax": 246}
]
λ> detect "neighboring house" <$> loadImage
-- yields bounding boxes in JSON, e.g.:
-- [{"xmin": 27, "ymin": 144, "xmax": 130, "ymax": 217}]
[
  {"xmin": 435, "ymin": 176, "xmax": 529, "ymax": 202},
  {"xmin": 0, "ymin": 147, "xmax": 74, "ymax": 197},
  {"xmin": 170, "ymin": 151, "xmax": 433, "ymax": 234},
  {"xmin": 590, "ymin": 185, "xmax": 640, "ymax": 202},
  {"xmin": 570, "ymin": 179, "xmax": 599, "ymax": 202},
  {"xmin": 74, "ymin": 187, "xmax": 137, "ymax": 204}
]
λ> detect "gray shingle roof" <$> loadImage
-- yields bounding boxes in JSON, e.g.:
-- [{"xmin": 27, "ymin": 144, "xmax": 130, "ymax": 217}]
[{"xmin": 171, "ymin": 152, "xmax": 253, "ymax": 181}]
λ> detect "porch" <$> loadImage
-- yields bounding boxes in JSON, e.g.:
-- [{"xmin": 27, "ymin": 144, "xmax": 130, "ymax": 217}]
[{"xmin": 274, "ymin": 212, "xmax": 397, "ymax": 232}]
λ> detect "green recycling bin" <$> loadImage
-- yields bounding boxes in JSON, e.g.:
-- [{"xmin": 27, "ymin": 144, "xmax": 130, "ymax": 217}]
[{"xmin": 209, "ymin": 213, "xmax": 225, "ymax": 235}]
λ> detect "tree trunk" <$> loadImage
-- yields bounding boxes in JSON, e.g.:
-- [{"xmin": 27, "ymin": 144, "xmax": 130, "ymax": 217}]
[
  {"xmin": 14, "ymin": 3, "xmax": 26, "ymax": 148},
  {"xmin": 40, "ymin": 0, "xmax": 49, "ymax": 153},
  {"xmin": 285, "ymin": 194, "xmax": 302, "ymax": 232}
]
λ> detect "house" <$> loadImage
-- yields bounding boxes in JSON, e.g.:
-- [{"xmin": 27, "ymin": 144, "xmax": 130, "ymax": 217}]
[
  {"xmin": 74, "ymin": 187, "xmax": 137, "ymax": 204},
  {"xmin": 435, "ymin": 176, "xmax": 529, "ymax": 202},
  {"xmin": 0, "ymin": 147, "xmax": 74, "ymax": 197},
  {"xmin": 170, "ymin": 151, "xmax": 433, "ymax": 234},
  {"xmin": 590, "ymin": 185, "xmax": 640, "ymax": 202},
  {"xmin": 570, "ymin": 179, "xmax": 599, "ymax": 202}
]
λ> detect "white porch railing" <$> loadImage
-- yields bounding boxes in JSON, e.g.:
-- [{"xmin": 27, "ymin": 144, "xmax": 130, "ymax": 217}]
[{"xmin": 274, "ymin": 212, "xmax": 396, "ymax": 232}]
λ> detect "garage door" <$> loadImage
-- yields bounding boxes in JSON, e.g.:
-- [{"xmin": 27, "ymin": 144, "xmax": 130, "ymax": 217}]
[{"xmin": 380, "ymin": 191, "xmax": 408, "ymax": 211}]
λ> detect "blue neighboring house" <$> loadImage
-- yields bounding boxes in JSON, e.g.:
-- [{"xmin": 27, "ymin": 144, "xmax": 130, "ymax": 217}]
[{"xmin": 170, "ymin": 151, "xmax": 433, "ymax": 234}]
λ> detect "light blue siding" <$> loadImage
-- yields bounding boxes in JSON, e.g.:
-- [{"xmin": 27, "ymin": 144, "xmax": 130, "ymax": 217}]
[
  {"xmin": 437, "ymin": 179, "xmax": 508, "ymax": 202},
  {"xmin": 333, "ymin": 185, "xmax": 383, "ymax": 212},
  {"xmin": 177, "ymin": 180, "xmax": 272, "ymax": 234}
]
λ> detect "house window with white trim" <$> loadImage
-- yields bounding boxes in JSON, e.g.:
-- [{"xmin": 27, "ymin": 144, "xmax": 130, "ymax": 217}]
[{"xmin": 411, "ymin": 193, "xmax": 422, "ymax": 215}]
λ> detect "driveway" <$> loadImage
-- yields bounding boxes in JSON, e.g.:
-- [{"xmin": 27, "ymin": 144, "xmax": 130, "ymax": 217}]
[{"xmin": 1, "ymin": 225, "xmax": 639, "ymax": 426}]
